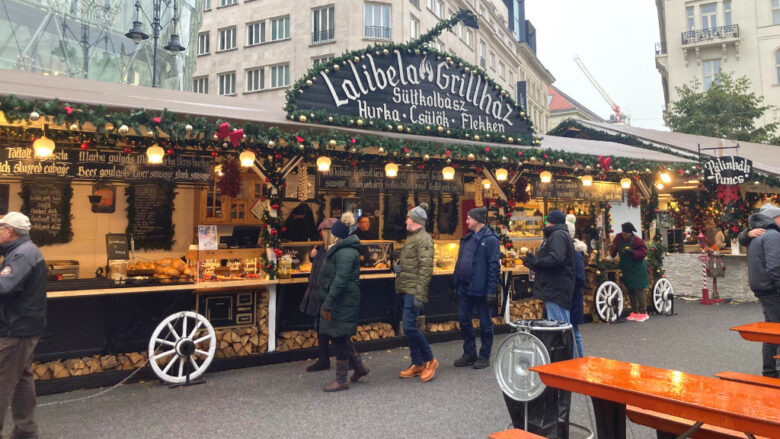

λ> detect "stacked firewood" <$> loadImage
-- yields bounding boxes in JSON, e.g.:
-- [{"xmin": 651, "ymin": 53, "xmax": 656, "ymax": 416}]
[
  {"xmin": 583, "ymin": 270, "xmax": 599, "ymax": 316},
  {"xmin": 351, "ymin": 322, "xmax": 395, "ymax": 342},
  {"xmin": 214, "ymin": 327, "xmax": 265, "ymax": 358},
  {"xmin": 275, "ymin": 323, "xmax": 397, "ymax": 352},
  {"xmin": 508, "ymin": 298, "xmax": 544, "ymax": 321},
  {"xmin": 425, "ymin": 316, "xmax": 505, "ymax": 333},
  {"xmin": 32, "ymin": 352, "xmax": 148, "ymax": 380}
]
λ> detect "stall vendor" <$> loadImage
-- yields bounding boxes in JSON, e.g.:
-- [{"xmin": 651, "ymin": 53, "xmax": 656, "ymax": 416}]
[{"xmin": 609, "ymin": 222, "xmax": 650, "ymax": 322}]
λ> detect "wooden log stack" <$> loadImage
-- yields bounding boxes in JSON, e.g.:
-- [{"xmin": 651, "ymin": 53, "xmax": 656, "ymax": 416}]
[
  {"xmin": 275, "ymin": 323, "xmax": 397, "ymax": 352},
  {"xmin": 509, "ymin": 298, "xmax": 544, "ymax": 321},
  {"xmin": 214, "ymin": 327, "xmax": 264, "ymax": 358},
  {"xmin": 32, "ymin": 352, "xmax": 148, "ymax": 381}
]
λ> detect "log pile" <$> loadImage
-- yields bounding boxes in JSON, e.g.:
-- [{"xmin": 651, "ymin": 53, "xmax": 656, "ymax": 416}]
[
  {"xmin": 583, "ymin": 269, "xmax": 599, "ymax": 316},
  {"xmin": 32, "ymin": 352, "xmax": 148, "ymax": 381},
  {"xmin": 509, "ymin": 298, "xmax": 544, "ymax": 321},
  {"xmin": 275, "ymin": 323, "xmax": 397, "ymax": 352},
  {"xmin": 214, "ymin": 327, "xmax": 265, "ymax": 358},
  {"xmin": 256, "ymin": 291, "xmax": 270, "ymax": 349},
  {"xmin": 425, "ymin": 316, "xmax": 505, "ymax": 333},
  {"xmin": 351, "ymin": 322, "xmax": 395, "ymax": 343}
]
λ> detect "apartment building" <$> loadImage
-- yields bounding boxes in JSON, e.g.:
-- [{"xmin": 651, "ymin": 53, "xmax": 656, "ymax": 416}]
[
  {"xmin": 655, "ymin": 0, "xmax": 780, "ymax": 129},
  {"xmin": 193, "ymin": 0, "xmax": 554, "ymax": 133}
]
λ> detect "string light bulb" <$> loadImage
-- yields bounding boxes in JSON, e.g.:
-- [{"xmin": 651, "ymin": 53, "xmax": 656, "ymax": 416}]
[
  {"xmin": 482, "ymin": 179, "xmax": 491, "ymax": 190},
  {"xmin": 316, "ymin": 156, "xmax": 331, "ymax": 172},
  {"xmin": 146, "ymin": 144, "xmax": 164, "ymax": 164}
]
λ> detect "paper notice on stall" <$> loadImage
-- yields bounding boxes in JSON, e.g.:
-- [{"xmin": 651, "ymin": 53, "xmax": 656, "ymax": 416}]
[
  {"xmin": 251, "ymin": 199, "xmax": 266, "ymax": 220},
  {"xmin": 198, "ymin": 225, "xmax": 218, "ymax": 250}
]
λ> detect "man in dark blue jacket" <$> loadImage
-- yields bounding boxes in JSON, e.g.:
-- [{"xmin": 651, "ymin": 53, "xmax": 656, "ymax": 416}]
[
  {"xmin": 452, "ymin": 207, "xmax": 500, "ymax": 369},
  {"xmin": 0, "ymin": 212, "xmax": 47, "ymax": 439}
]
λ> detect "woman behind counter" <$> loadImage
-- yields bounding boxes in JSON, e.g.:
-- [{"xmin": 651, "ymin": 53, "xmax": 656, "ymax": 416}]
[{"xmin": 316, "ymin": 212, "xmax": 369, "ymax": 392}]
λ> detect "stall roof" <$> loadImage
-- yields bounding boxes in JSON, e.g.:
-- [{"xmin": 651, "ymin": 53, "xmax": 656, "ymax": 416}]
[
  {"xmin": 576, "ymin": 119, "xmax": 780, "ymax": 176},
  {"xmin": 0, "ymin": 70, "xmax": 689, "ymax": 164}
]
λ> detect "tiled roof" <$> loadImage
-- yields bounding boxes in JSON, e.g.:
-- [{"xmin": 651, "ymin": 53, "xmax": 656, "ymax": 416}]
[{"xmin": 548, "ymin": 86, "xmax": 605, "ymax": 122}]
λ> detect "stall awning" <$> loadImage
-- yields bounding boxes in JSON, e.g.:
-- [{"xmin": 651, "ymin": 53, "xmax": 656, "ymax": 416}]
[{"xmin": 539, "ymin": 134, "xmax": 692, "ymax": 164}]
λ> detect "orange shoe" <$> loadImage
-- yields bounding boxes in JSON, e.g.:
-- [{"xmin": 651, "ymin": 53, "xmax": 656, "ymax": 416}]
[
  {"xmin": 420, "ymin": 358, "xmax": 439, "ymax": 382},
  {"xmin": 399, "ymin": 364, "xmax": 425, "ymax": 378}
]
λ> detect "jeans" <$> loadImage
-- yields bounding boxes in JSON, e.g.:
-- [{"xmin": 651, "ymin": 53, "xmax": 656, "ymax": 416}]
[
  {"xmin": 457, "ymin": 285, "xmax": 493, "ymax": 360},
  {"xmin": 758, "ymin": 295, "xmax": 780, "ymax": 377},
  {"xmin": 0, "ymin": 336, "xmax": 40, "ymax": 439},
  {"xmin": 573, "ymin": 325, "xmax": 584, "ymax": 358},
  {"xmin": 544, "ymin": 301, "xmax": 571, "ymax": 323},
  {"xmin": 402, "ymin": 294, "xmax": 433, "ymax": 366}
]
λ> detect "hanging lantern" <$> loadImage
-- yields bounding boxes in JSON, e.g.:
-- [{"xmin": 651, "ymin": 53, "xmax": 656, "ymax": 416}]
[
  {"xmin": 581, "ymin": 175, "xmax": 593, "ymax": 186},
  {"xmin": 656, "ymin": 181, "xmax": 664, "ymax": 190},
  {"xmin": 442, "ymin": 166, "xmax": 455, "ymax": 180},
  {"xmin": 317, "ymin": 156, "xmax": 331, "ymax": 172},
  {"xmin": 540, "ymin": 170, "xmax": 552, "ymax": 183},
  {"xmin": 482, "ymin": 179, "xmax": 491, "ymax": 190},
  {"xmin": 659, "ymin": 171, "xmax": 671, "ymax": 183},
  {"xmin": 32, "ymin": 136, "xmax": 55, "ymax": 158},
  {"xmin": 146, "ymin": 144, "xmax": 165, "ymax": 164},
  {"xmin": 495, "ymin": 168, "xmax": 508, "ymax": 181},
  {"xmin": 385, "ymin": 162, "xmax": 398, "ymax": 178},
  {"xmin": 620, "ymin": 177, "xmax": 631, "ymax": 189},
  {"xmin": 239, "ymin": 150, "xmax": 256, "ymax": 167},
  {"xmin": 214, "ymin": 164, "xmax": 224, "ymax": 177}
]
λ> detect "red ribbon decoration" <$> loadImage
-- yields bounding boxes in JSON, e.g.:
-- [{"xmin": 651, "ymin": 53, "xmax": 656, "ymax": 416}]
[
  {"xmin": 295, "ymin": 136, "xmax": 305, "ymax": 143},
  {"xmin": 598, "ymin": 155, "xmax": 612, "ymax": 173},
  {"xmin": 215, "ymin": 122, "xmax": 231, "ymax": 139},
  {"xmin": 229, "ymin": 129, "xmax": 244, "ymax": 147},
  {"xmin": 152, "ymin": 117, "xmax": 161, "ymax": 124},
  {"xmin": 716, "ymin": 185, "xmax": 740, "ymax": 204},
  {"xmin": 64, "ymin": 105, "xmax": 73, "ymax": 115}
]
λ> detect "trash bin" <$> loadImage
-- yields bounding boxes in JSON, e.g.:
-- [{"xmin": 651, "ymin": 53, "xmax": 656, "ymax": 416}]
[{"xmin": 497, "ymin": 319, "xmax": 573, "ymax": 439}]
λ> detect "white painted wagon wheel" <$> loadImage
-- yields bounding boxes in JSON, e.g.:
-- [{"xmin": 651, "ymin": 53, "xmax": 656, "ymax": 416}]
[
  {"xmin": 652, "ymin": 278, "xmax": 674, "ymax": 315},
  {"xmin": 595, "ymin": 281, "xmax": 624, "ymax": 323},
  {"xmin": 148, "ymin": 311, "xmax": 216, "ymax": 384}
]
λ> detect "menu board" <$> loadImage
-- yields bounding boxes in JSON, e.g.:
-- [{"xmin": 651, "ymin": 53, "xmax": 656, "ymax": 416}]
[
  {"xmin": 530, "ymin": 177, "xmax": 622, "ymax": 202},
  {"xmin": 21, "ymin": 180, "xmax": 72, "ymax": 245},
  {"xmin": 105, "ymin": 234, "xmax": 129, "ymax": 260},
  {"xmin": 126, "ymin": 183, "xmax": 175, "ymax": 250},
  {"xmin": 319, "ymin": 167, "xmax": 464, "ymax": 194}
]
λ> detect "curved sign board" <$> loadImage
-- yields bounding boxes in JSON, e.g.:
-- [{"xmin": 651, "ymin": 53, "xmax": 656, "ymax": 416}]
[
  {"xmin": 703, "ymin": 156, "xmax": 752, "ymax": 185},
  {"xmin": 294, "ymin": 49, "xmax": 532, "ymax": 139}
]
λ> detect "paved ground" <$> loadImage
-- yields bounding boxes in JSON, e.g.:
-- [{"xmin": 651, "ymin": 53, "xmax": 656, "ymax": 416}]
[{"xmin": 4, "ymin": 299, "xmax": 770, "ymax": 439}]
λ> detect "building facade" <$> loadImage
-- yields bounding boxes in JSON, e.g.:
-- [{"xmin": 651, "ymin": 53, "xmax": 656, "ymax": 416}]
[
  {"xmin": 193, "ymin": 0, "xmax": 554, "ymax": 133},
  {"xmin": 655, "ymin": 0, "xmax": 780, "ymax": 129}
]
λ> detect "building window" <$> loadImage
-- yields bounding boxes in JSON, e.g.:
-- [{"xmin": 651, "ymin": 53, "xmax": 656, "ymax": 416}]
[
  {"xmin": 313, "ymin": 55, "xmax": 334, "ymax": 66},
  {"xmin": 775, "ymin": 50, "xmax": 780, "ymax": 82},
  {"xmin": 193, "ymin": 77, "xmax": 208, "ymax": 94},
  {"xmin": 479, "ymin": 41, "xmax": 485, "ymax": 67},
  {"xmin": 465, "ymin": 29, "xmax": 472, "ymax": 47},
  {"xmin": 218, "ymin": 27, "xmax": 236, "ymax": 51},
  {"xmin": 723, "ymin": 1, "xmax": 731, "ymax": 26},
  {"xmin": 218, "ymin": 72, "xmax": 235, "ymax": 95},
  {"xmin": 490, "ymin": 52, "xmax": 495, "ymax": 69},
  {"xmin": 427, "ymin": 0, "xmax": 443, "ymax": 18},
  {"xmin": 411, "ymin": 16, "xmax": 420, "ymax": 40},
  {"xmin": 247, "ymin": 21, "xmax": 265, "ymax": 46},
  {"xmin": 219, "ymin": 0, "xmax": 235, "ymax": 6},
  {"xmin": 246, "ymin": 68, "xmax": 264, "ymax": 92},
  {"xmin": 703, "ymin": 59, "xmax": 721, "ymax": 89},
  {"xmin": 365, "ymin": 3, "xmax": 391, "ymax": 40},
  {"xmin": 271, "ymin": 64, "xmax": 290, "ymax": 88},
  {"xmin": 410, "ymin": 0, "xmax": 419, "ymax": 7},
  {"xmin": 700, "ymin": 3, "xmax": 717, "ymax": 30},
  {"xmin": 271, "ymin": 16, "xmax": 290, "ymax": 41},
  {"xmin": 313, "ymin": 6, "xmax": 335, "ymax": 44},
  {"xmin": 686, "ymin": 6, "xmax": 694, "ymax": 31},
  {"xmin": 197, "ymin": 32, "xmax": 209, "ymax": 55},
  {"xmin": 203, "ymin": 0, "xmax": 211, "ymax": 11},
  {"xmin": 773, "ymin": 0, "xmax": 780, "ymax": 25},
  {"xmin": 499, "ymin": 61, "xmax": 505, "ymax": 78}
]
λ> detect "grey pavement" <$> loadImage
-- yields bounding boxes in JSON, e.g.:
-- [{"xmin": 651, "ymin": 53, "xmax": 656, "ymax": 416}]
[{"xmin": 7, "ymin": 299, "xmax": 769, "ymax": 439}]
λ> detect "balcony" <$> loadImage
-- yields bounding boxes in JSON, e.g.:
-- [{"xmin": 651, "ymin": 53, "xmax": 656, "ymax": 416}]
[
  {"xmin": 312, "ymin": 29, "xmax": 335, "ymax": 45},
  {"xmin": 655, "ymin": 42, "xmax": 666, "ymax": 55},
  {"xmin": 364, "ymin": 26, "xmax": 391, "ymax": 41},
  {"xmin": 681, "ymin": 24, "xmax": 739, "ymax": 45}
]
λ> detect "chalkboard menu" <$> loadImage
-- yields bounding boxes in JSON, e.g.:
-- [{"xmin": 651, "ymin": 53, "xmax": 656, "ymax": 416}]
[
  {"xmin": 530, "ymin": 177, "xmax": 622, "ymax": 202},
  {"xmin": 105, "ymin": 234, "xmax": 129, "ymax": 260},
  {"xmin": 320, "ymin": 167, "xmax": 464, "ymax": 194},
  {"xmin": 20, "ymin": 180, "xmax": 73, "ymax": 245},
  {"xmin": 382, "ymin": 192, "xmax": 407, "ymax": 241},
  {"xmin": 126, "ymin": 183, "xmax": 176, "ymax": 250}
]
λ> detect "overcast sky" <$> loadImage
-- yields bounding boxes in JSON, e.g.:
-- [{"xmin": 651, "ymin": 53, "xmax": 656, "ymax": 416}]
[{"xmin": 525, "ymin": 0, "xmax": 667, "ymax": 131}]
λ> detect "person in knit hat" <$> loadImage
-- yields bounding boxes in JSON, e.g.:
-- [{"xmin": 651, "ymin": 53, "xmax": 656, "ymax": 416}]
[
  {"xmin": 395, "ymin": 203, "xmax": 438, "ymax": 381},
  {"xmin": 451, "ymin": 205, "xmax": 500, "ymax": 369},
  {"xmin": 521, "ymin": 209, "xmax": 575, "ymax": 324},
  {"xmin": 609, "ymin": 222, "xmax": 650, "ymax": 322}
]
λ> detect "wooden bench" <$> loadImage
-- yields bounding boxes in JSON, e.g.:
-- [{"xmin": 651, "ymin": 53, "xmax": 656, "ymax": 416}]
[
  {"xmin": 714, "ymin": 371, "xmax": 780, "ymax": 390},
  {"xmin": 626, "ymin": 405, "xmax": 770, "ymax": 439},
  {"xmin": 487, "ymin": 429, "xmax": 546, "ymax": 439},
  {"xmin": 730, "ymin": 322, "xmax": 780, "ymax": 344}
]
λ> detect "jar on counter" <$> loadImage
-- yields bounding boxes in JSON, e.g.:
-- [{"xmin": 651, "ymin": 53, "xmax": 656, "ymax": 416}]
[
  {"xmin": 109, "ymin": 260, "xmax": 128, "ymax": 284},
  {"xmin": 278, "ymin": 254, "xmax": 292, "ymax": 279}
]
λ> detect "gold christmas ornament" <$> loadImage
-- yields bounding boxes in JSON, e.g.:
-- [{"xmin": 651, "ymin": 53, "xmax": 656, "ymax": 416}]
[
  {"xmin": 426, "ymin": 126, "xmax": 431, "ymax": 131},
  {"xmin": 377, "ymin": 146, "xmax": 385, "ymax": 154},
  {"xmin": 212, "ymin": 134, "xmax": 219, "ymax": 141},
  {"xmin": 306, "ymin": 80, "xmax": 312, "ymax": 86},
  {"xmin": 508, "ymin": 137, "xmax": 514, "ymax": 143},
  {"xmin": 29, "ymin": 111, "xmax": 40, "ymax": 121},
  {"xmin": 328, "ymin": 116, "xmax": 334, "ymax": 123},
  {"xmin": 185, "ymin": 124, "xmax": 193, "ymax": 134},
  {"xmin": 383, "ymin": 48, "xmax": 389, "ymax": 55},
  {"xmin": 520, "ymin": 112, "xmax": 526, "ymax": 117},
  {"xmin": 353, "ymin": 56, "xmax": 360, "ymax": 62},
  {"xmin": 298, "ymin": 115, "xmax": 307, "ymax": 123},
  {"xmin": 298, "ymin": 90, "xmax": 303, "ymax": 94},
  {"xmin": 437, "ymin": 126, "xmax": 444, "ymax": 133},
  {"xmin": 501, "ymin": 156, "xmax": 508, "ymax": 163},
  {"xmin": 357, "ymin": 119, "xmax": 364, "ymax": 126},
  {"xmin": 267, "ymin": 140, "xmax": 275, "ymax": 149},
  {"xmin": 446, "ymin": 130, "xmax": 451, "ymax": 135},
  {"xmin": 558, "ymin": 158, "xmax": 564, "ymax": 163},
  {"xmin": 473, "ymin": 135, "xmax": 480, "ymax": 141},
  {"xmin": 118, "ymin": 124, "xmax": 130, "ymax": 135},
  {"xmin": 69, "ymin": 123, "xmax": 79, "ymax": 131},
  {"xmin": 405, "ymin": 152, "xmax": 411, "ymax": 159},
  {"xmin": 486, "ymin": 134, "xmax": 490, "ymax": 139},
  {"xmin": 423, "ymin": 154, "xmax": 430, "ymax": 161},
  {"xmin": 333, "ymin": 64, "xmax": 340, "ymax": 71},
  {"xmin": 414, "ymin": 49, "xmax": 420, "ymax": 55},
  {"xmin": 396, "ymin": 125, "xmax": 404, "ymax": 132},
  {"xmin": 298, "ymin": 143, "xmax": 305, "ymax": 151},
  {"xmin": 329, "ymin": 139, "xmax": 337, "ymax": 147},
  {"xmin": 467, "ymin": 153, "xmax": 475, "ymax": 161}
]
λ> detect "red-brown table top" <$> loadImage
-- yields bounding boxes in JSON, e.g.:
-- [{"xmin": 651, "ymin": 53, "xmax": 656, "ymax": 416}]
[
  {"xmin": 530, "ymin": 357, "xmax": 780, "ymax": 438},
  {"xmin": 730, "ymin": 321, "xmax": 780, "ymax": 344}
]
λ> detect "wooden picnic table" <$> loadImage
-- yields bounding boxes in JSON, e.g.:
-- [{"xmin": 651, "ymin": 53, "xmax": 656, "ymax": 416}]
[
  {"xmin": 730, "ymin": 321, "xmax": 780, "ymax": 344},
  {"xmin": 530, "ymin": 357, "xmax": 780, "ymax": 439}
]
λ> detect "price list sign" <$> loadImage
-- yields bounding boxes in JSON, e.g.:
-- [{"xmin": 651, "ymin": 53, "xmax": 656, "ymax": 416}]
[
  {"xmin": 127, "ymin": 183, "xmax": 175, "ymax": 250},
  {"xmin": 22, "ymin": 180, "xmax": 71, "ymax": 245}
]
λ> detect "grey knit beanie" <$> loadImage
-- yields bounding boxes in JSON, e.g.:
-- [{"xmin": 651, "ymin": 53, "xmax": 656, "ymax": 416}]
[{"xmin": 407, "ymin": 202, "xmax": 428, "ymax": 225}]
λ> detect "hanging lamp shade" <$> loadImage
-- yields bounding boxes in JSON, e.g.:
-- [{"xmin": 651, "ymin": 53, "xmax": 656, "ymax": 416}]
[
  {"xmin": 482, "ymin": 179, "xmax": 491, "ymax": 189},
  {"xmin": 495, "ymin": 168, "xmax": 508, "ymax": 181},
  {"xmin": 239, "ymin": 150, "xmax": 256, "ymax": 167},
  {"xmin": 316, "ymin": 156, "xmax": 331, "ymax": 172},
  {"xmin": 620, "ymin": 177, "xmax": 631, "ymax": 189},
  {"xmin": 659, "ymin": 171, "xmax": 671, "ymax": 183},
  {"xmin": 540, "ymin": 170, "xmax": 552, "ymax": 183},
  {"xmin": 164, "ymin": 34, "xmax": 186, "ymax": 52},
  {"xmin": 32, "ymin": 136, "xmax": 55, "ymax": 158},
  {"xmin": 581, "ymin": 175, "xmax": 593, "ymax": 186},
  {"xmin": 146, "ymin": 144, "xmax": 164, "ymax": 164},
  {"xmin": 441, "ymin": 166, "xmax": 455, "ymax": 180},
  {"xmin": 385, "ymin": 162, "xmax": 398, "ymax": 177},
  {"xmin": 125, "ymin": 21, "xmax": 149, "ymax": 44}
]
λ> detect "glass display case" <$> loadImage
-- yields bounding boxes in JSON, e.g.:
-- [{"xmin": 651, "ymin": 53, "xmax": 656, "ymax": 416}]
[
  {"xmin": 279, "ymin": 240, "xmax": 394, "ymax": 276},
  {"xmin": 433, "ymin": 240, "xmax": 459, "ymax": 271},
  {"xmin": 507, "ymin": 212, "xmax": 544, "ymax": 241}
]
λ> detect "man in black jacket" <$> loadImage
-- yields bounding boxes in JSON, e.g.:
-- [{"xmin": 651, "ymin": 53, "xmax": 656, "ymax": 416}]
[
  {"xmin": 521, "ymin": 210, "xmax": 575, "ymax": 322},
  {"xmin": 0, "ymin": 212, "xmax": 47, "ymax": 439}
]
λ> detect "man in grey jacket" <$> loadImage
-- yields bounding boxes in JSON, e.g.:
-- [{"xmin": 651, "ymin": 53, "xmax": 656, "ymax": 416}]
[
  {"xmin": 745, "ymin": 203, "xmax": 780, "ymax": 378},
  {"xmin": 0, "ymin": 212, "xmax": 47, "ymax": 439}
]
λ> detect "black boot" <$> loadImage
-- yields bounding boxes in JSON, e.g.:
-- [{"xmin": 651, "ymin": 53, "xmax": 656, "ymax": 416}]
[
  {"xmin": 306, "ymin": 359, "xmax": 330, "ymax": 372},
  {"xmin": 324, "ymin": 360, "xmax": 350, "ymax": 392},
  {"xmin": 348, "ymin": 349, "xmax": 369, "ymax": 383},
  {"xmin": 306, "ymin": 334, "xmax": 331, "ymax": 372},
  {"xmin": 453, "ymin": 353, "xmax": 477, "ymax": 367}
]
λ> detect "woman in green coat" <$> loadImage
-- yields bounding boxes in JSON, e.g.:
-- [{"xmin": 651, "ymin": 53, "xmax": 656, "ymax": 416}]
[
  {"xmin": 317, "ymin": 212, "xmax": 368, "ymax": 391},
  {"xmin": 609, "ymin": 222, "xmax": 650, "ymax": 322}
]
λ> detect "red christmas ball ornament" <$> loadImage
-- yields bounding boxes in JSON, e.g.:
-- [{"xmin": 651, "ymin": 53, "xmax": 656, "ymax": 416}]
[
  {"xmin": 484, "ymin": 147, "xmax": 490, "ymax": 152},
  {"xmin": 731, "ymin": 226, "xmax": 739, "ymax": 233},
  {"xmin": 166, "ymin": 149, "xmax": 175, "ymax": 155},
  {"xmin": 274, "ymin": 153, "xmax": 282, "ymax": 160},
  {"xmin": 270, "ymin": 229, "xmax": 277, "ymax": 235},
  {"xmin": 266, "ymin": 264, "xmax": 271, "ymax": 269},
  {"xmin": 505, "ymin": 243, "xmax": 512, "ymax": 248},
  {"xmin": 211, "ymin": 151, "xmax": 218, "ymax": 157},
  {"xmin": 123, "ymin": 147, "xmax": 132, "ymax": 154},
  {"xmin": 271, "ymin": 203, "xmax": 279, "ymax": 210},
  {"xmin": 130, "ymin": 141, "xmax": 136, "ymax": 146},
  {"xmin": 517, "ymin": 151, "xmax": 523, "ymax": 156},
  {"xmin": 265, "ymin": 178, "xmax": 270, "ymax": 183},
  {"xmin": 418, "ymin": 164, "xmax": 425, "ymax": 170},
  {"xmin": 351, "ymin": 138, "xmax": 356, "ymax": 144},
  {"xmin": 80, "ymin": 142, "xmax": 89, "ymax": 150},
  {"xmin": 351, "ymin": 161, "xmax": 357, "ymax": 167},
  {"xmin": 281, "ymin": 227, "xmax": 287, "ymax": 232},
  {"xmin": 654, "ymin": 208, "xmax": 659, "ymax": 213}
]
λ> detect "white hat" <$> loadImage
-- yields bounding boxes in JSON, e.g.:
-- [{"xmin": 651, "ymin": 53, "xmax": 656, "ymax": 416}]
[{"xmin": 0, "ymin": 212, "xmax": 31, "ymax": 232}]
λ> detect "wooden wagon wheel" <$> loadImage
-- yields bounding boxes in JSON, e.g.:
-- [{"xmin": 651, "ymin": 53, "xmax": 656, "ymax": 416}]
[
  {"xmin": 148, "ymin": 311, "xmax": 216, "ymax": 384},
  {"xmin": 595, "ymin": 281, "xmax": 624, "ymax": 323},
  {"xmin": 652, "ymin": 277, "xmax": 675, "ymax": 316}
]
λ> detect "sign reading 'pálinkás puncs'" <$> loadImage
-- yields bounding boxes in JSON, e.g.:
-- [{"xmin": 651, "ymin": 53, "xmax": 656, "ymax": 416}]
[
  {"xmin": 703, "ymin": 156, "xmax": 752, "ymax": 185},
  {"xmin": 294, "ymin": 49, "xmax": 532, "ymax": 138}
]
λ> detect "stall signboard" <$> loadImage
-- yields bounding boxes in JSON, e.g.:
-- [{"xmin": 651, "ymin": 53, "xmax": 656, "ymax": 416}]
[
  {"xmin": 319, "ymin": 166, "xmax": 463, "ymax": 194},
  {"xmin": 105, "ymin": 234, "xmax": 129, "ymax": 260},
  {"xmin": 530, "ymin": 177, "xmax": 622, "ymax": 201},
  {"xmin": 294, "ymin": 49, "xmax": 532, "ymax": 138},
  {"xmin": 703, "ymin": 156, "xmax": 752, "ymax": 185},
  {"xmin": 0, "ymin": 147, "xmax": 212, "ymax": 183}
]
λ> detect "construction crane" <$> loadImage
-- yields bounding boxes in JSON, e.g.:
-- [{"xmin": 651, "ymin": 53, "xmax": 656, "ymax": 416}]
[{"xmin": 573, "ymin": 56, "xmax": 625, "ymax": 123}]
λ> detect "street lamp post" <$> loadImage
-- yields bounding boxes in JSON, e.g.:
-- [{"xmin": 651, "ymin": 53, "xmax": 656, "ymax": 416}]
[{"xmin": 125, "ymin": 0, "xmax": 185, "ymax": 88}]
